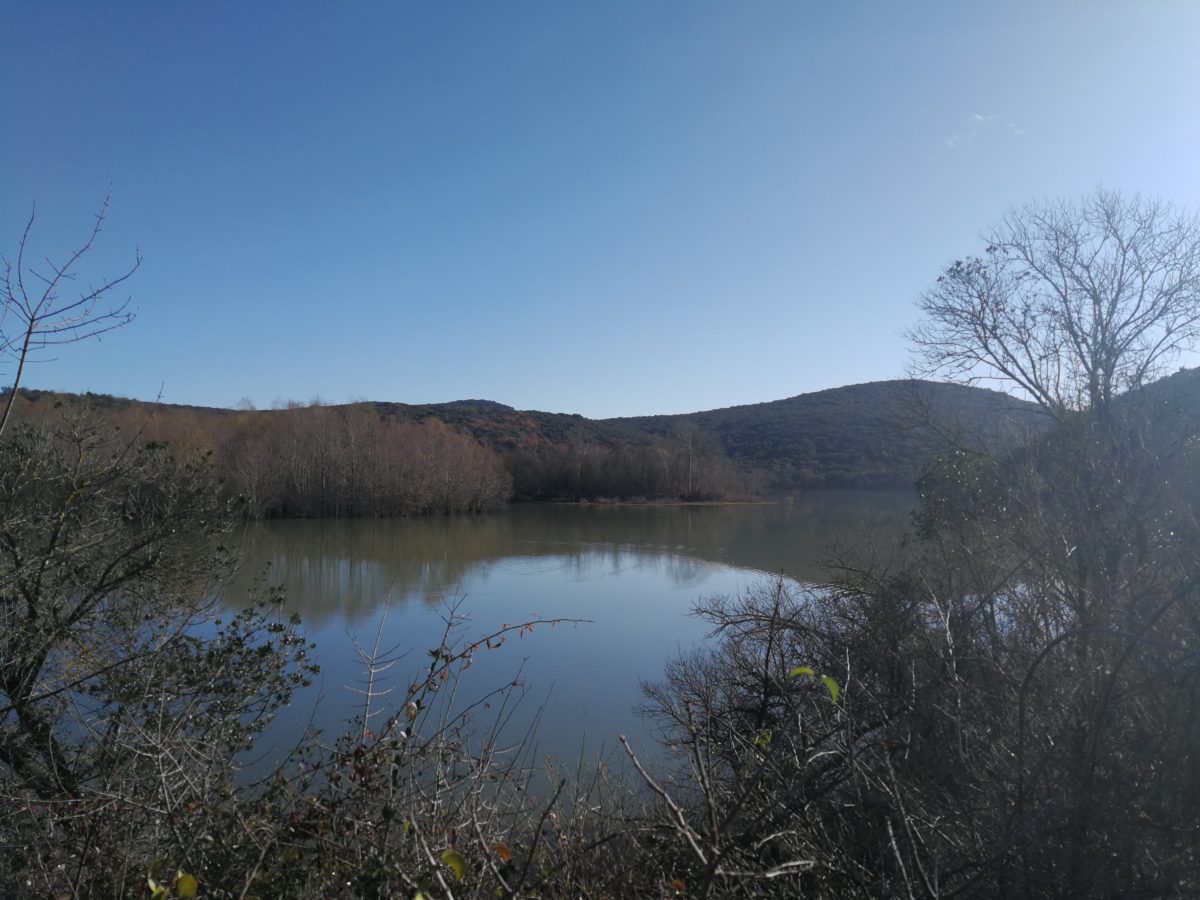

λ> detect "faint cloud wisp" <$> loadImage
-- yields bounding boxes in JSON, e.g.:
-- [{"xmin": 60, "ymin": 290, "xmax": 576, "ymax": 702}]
[{"xmin": 942, "ymin": 112, "xmax": 1026, "ymax": 151}]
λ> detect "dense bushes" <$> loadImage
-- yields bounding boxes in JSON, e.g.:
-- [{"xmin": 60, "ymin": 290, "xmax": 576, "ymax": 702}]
[
  {"xmin": 0, "ymin": 410, "xmax": 316, "ymax": 896},
  {"xmin": 629, "ymin": 392, "xmax": 1200, "ymax": 897}
]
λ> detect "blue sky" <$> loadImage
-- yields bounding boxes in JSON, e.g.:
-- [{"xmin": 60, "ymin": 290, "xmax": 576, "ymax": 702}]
[{"xmin": 3, "ymin": 1, "xmax": 1199, "ymax": 417}]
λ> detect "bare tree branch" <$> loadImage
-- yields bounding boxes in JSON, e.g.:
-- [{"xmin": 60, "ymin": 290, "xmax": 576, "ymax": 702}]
[{"xmin": 1, "ymin": 194, "xmax": 139, "ymax": 438}]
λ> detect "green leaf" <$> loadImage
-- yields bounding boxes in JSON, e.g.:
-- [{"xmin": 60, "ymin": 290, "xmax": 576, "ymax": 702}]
[
  {"xmin": 820, "ymin": 674, "xmax": 840, "ymax": 704},
  {"xmin": 790, "ymin": 666, "xmax": 840, "ymax": 704},
  {"xmin": 177, "ymin": 872, "xmax": 198, "ymax": 897},
  {"xmin": 755, "ymin": 728, "xmax": 772, "ymax": 749},
  {"xmin": 441, "ymin": 848, "xmax": 468, "ymax": 881}
]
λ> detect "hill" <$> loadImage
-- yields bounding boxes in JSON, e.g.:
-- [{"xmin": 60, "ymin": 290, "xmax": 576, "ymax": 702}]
[
  {"xmin": 352, "ymin": 380, "xmax": 1042, "ymax": 494},
  {"xmin": 609, "ymin": 380, "xmax": 1043, "ymax": 490}
]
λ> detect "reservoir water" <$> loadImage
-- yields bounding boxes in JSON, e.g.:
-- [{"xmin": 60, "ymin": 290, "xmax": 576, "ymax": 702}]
[{"xmin": 225, "ymin": 493, "xmax": 914, "ymax": 764}]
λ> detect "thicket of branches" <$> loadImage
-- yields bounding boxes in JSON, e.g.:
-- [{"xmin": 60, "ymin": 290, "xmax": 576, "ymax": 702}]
[
  {"xmin": 635, "ymin": 397, "xmax": 1200, "ymax": 896},
  {"xmin": 505, "ymin": 423, "xmax": 753, "ymax": 503},
  {"xmin": 0, "ymin": 408, "xmax": 318, "ymax": 896},
  {"xmin": 218, "ymin": 406, "xmax": 514, "ymax": 517}
]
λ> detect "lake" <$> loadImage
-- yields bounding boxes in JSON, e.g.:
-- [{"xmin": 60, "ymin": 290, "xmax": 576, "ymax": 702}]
[{"xmin": 224, "ymin": 493, "xmax": 914, "ymax": 765}]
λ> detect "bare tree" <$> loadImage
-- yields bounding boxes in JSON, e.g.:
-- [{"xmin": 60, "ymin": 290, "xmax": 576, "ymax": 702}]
[
  {"xmin": 1, "ymin": 193, "xmax": 139, "ymax": 437},
  {"xmin": 909, "ymin": 188, "xmax": 1200, "ymax": 419}
]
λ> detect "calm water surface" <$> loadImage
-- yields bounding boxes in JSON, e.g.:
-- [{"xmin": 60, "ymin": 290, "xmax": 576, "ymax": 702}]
[{"xmin": 225, "ymin": 494, "xmax": 913, "ymax": 763}]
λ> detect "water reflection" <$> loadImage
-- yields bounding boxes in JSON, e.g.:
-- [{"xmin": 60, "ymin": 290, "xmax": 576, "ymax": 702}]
[
  {"xmin": 223, "ymin": 494, "xmax": 914, "ymax": 764},
  {"xmin": 228, "ymin": 494, "xmax": 914, "ymax": 626}
]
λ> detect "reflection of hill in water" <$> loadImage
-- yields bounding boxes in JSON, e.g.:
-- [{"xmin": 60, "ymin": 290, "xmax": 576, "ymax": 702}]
[{"xmin": 225, "ymin": 495, "xmax": 913, "ymax": 625}]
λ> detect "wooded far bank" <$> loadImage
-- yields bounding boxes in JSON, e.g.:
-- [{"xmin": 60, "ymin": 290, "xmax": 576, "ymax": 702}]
[{"xmin": 4, "ymin": 375, "xmax": 1045, "ymax": 516}]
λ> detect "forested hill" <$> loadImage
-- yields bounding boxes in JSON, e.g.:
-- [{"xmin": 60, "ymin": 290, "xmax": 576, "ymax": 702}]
[
  {"xmin": 609, "ymin": 380, "xmax": 1043, "ymax": 490},
  {"xmin": 275, "ymin": 380, "xmax": 1043, "ymax": 494},
  {"xmin": 369, "ymin": 398, "xmax": 616, "ymax": 452},
  {"xmin": 9, "ymin": 380, "xmax": 1044, "ymax": 501}
]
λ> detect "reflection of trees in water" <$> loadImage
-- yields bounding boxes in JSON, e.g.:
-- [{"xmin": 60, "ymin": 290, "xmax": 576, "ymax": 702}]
[
  {"xmin": 225, "ymin": 495, "xmax": 913, "ymax": 625},
  {"xmin": 551, "ymin": 542, "xmax": 712, "ymax": 588},
  {"xmin": 227, "ymin": 516, "xmax": 517, "ymax": 625}
]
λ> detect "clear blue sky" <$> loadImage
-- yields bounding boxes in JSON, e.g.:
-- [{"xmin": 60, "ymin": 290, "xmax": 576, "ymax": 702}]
[{"xmin": 3, "ymin": 1, "xmax": 1199, "ymax": 417}]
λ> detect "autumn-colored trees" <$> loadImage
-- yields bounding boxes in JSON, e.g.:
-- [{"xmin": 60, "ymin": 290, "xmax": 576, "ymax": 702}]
[
  {"xmin": 217, "ymin": 406, "xmax": 513, "ymax": 517},
  {"xmin": 4, "ymin": 391, "xmax": 757, "ymax": 513}
]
